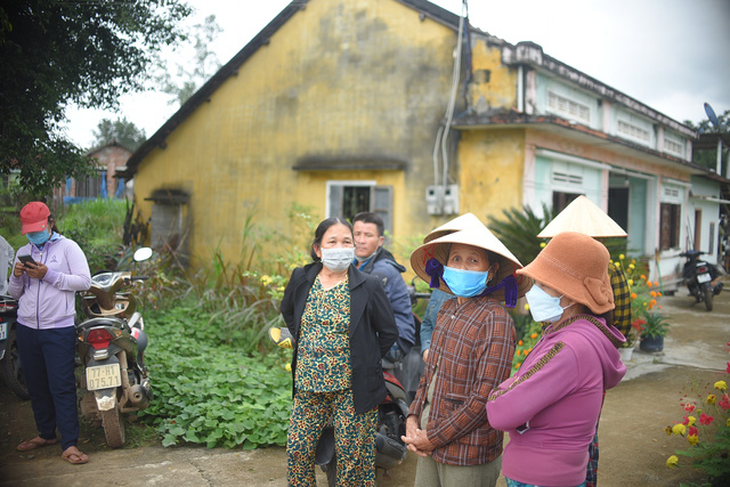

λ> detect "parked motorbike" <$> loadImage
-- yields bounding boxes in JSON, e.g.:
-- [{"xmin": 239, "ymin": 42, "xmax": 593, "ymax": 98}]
[
  {"xmin": 0, "ymin": 294, "xmax": 30, "ymax": 400},
  {"xmin": 267, "ymin": 326, "xmax": 410, "ymax": 485},
  {"xmin": 679, "ymin": 249, "xmax": 724, "ymax": 311},
  {"xmin": 76, "ymin": 247, "xmax": 153, "ymax": 448}
]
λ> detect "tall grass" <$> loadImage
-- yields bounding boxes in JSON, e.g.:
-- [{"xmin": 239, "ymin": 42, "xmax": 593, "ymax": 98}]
[{"xmin": 135, "ymin": 203, "xmax": 319, "ymax": 356}]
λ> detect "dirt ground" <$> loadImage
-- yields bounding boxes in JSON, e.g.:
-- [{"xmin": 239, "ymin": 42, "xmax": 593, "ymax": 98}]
[{"xmin": 1, "ymin": 287, "xmax": 728, "ymax": 486}]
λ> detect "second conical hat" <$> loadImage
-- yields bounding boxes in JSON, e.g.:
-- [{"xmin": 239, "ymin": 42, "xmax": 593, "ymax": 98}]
[
  {"xmin": 537, "ymin": 195, "xmax": 627, "ymax": 238},
  {"xmin": 424, "ymin": 213, "xmax": 483, "ymax": 243}
]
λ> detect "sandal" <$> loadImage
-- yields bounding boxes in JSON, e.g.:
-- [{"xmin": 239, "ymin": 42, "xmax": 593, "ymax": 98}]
[
  {"xmin": 62, "ymin": 446, "xmax": 89, "ymax": 465},
  {"xmin": 17, "ymin": 436, "xmax": 58, "ymax": 451}
]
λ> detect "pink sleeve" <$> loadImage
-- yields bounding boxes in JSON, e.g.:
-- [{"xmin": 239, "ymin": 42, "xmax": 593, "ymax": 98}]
[{"xmin": 486, "ymin": 341, "xmax": 578, "ymax": 431}]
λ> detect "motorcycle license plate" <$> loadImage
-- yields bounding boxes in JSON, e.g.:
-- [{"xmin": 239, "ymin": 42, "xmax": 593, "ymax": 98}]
[
  {"xmin": 0, "ymin": 321, "xmax": 6, "ymax": 341},
  {"xmin": 697, "ymin": 273, "xmax": 712, "ymax": 283},
  {"xmin": 86, "ymin": 364, "xmax": 122, "ymax": 390}
]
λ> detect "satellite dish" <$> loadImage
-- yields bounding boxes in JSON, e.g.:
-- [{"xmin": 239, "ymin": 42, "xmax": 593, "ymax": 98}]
[{"xmin": 704, "ymin": 102, "xmax": 720, "ymax": 128}]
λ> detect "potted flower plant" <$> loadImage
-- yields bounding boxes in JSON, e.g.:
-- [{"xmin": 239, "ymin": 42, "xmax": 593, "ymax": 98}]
[
  {"xmin": 638, "ymin": 310, "xmax": 670, "ymax": 352},
  {"xmin": 619, "ymin": 318, "xmax": 643, "ymax": 361}
]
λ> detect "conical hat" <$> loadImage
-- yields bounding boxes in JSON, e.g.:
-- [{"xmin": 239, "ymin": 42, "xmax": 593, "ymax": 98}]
[
  {"xmin": 424, "ymin": 213, "xmax": 484, "ymax": 243},
  {"xmin": 537, "ymin": 196, "xmax": 627, "ymax": 238},
  {"xmin": 411, "ymin": 226, "xmax": 532, "ymax": 302}
]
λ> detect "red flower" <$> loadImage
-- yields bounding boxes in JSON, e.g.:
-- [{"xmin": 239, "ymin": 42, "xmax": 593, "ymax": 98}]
[
  {"xmin": 688, "ymin": 426, "xmax": 698, "ymax": 437},
  {"xmin": 684, "ymin": 403, "xmax": 696, "ymax": 412},
  {"xmin": 719, "ymin": 394, "xmax": 730, "ymax": 411},
  {"xmin": 699, "ymin": 413, "xmax": 715, "ymax": 425},
  {"xmin": 726, "ymin": 362, "xmax": 730, "ymax": 374}
]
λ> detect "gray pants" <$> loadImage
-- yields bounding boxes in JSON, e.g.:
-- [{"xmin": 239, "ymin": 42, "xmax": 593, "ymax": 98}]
[{"xmin": 414, "ymin": 454, "xmax": 502, "ymax": 487}]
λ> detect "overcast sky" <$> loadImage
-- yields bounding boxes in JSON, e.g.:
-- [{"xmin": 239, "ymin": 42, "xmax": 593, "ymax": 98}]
[{"xmin": 63, "ymin": 0, "xmax": 730, "ymax": 148}]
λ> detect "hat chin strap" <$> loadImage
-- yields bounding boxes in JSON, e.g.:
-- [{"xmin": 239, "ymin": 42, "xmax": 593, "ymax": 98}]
[
  {"xmin": 482, "ymin": 274, "xmax": 518, "ymax": 308},
  {"xmin": 425, "ymin": 258, "xmax": 444, "ymax": 289}
]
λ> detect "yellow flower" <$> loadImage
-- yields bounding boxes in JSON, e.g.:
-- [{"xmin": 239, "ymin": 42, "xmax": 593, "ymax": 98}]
[
  {"xmin": 706, "ymin": 394, "xmax": 717, "ymax": 405},
  {"xmin": 619, "ymin": 254, "xmax": 625, "ymax": 260},
  {"xmin": 687, "ymin": 416, "xmax": 696, "ymax": 426},
  {"xmin": 285, "ymin": 363, "xmax": 292, "ymax": 372},
  {"xmin": 540, "ymin": 242, "xmax": 546, "ymax": 248},
  {"xmin": 666, "ymin": 455, "xmax": 679, "ymax": 468},
  {"xmin": 524, "ymin": 303, "xmax": 530, "ymax": 311},
  {"xmin": 672, "ymin": 424, "xmax": 687, "ymax": 436},
  {"xmin": 687, "ymin": 434, "xmax": 699, "ymax": 446},
  {"xmin": 629, "ymin": 263, "xmax": 635, "ymax": 270},
  {"xmin": 665, "ymin": 425, "xmax": 673, "ymax": 436},
  {"xmin": 727, "ymin": 418, "xmax": 730, "ymax": 427},
  {"xmin": 615, "ymin": 261, "xmax": 621, "ymax": 268},
  {"xmin": 628, "ymin": 279, "xmax": 634, "ymax": 286},
  {"xmin": 715, "ymin": 380, "xmax": 727, "ymax": 391}
]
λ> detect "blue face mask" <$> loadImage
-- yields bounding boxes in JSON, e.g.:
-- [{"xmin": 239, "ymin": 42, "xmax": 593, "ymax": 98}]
[
  {"xmin": 525, "ymin": 284, "xmax": 571, "ymax": 323},
  {"xmin": 26, "ymin": 230, "xmax": 50, "ymax": 246},
  {"xmin": 442, "ymin": 266, "xmax": 492, "ymax": 298}
]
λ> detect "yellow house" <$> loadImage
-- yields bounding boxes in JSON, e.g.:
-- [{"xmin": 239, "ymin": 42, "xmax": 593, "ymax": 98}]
[{"xmin": 126, "ymin": 0, "xmax": 714, "ymax": 282}]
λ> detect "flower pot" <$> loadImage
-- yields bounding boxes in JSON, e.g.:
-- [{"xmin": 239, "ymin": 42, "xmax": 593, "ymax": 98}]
[
  {"xmin": 619, "ymin": 346, "xmax": 635, "ymax": 362},
  {"xmin": 640, "ymin": 335, "xmax": 664, "ymax": 352}
]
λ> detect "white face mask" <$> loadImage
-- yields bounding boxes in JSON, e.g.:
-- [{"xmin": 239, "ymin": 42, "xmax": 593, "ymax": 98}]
[
  {"xmin": 320, "ymin": 247, "xmax": 355, "ymax": 272},
  {"xmin": 525, "ymin": 284, "xmax": 572, "ymax": 323}
]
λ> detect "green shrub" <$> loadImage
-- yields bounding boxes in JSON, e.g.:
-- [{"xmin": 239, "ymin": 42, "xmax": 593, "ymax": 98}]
[{"xmin": 58, "ymin": 199, "xmax": 127, "ymax": 273}]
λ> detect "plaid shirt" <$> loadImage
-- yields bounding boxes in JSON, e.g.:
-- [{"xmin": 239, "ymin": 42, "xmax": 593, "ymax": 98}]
[
  {"xmin": 608, "ymin": 261, "xmax": 632, "ymax": 338},
  {"xmin": 409, "ymin": 295, "xmax": 516, "ymax": 466}
]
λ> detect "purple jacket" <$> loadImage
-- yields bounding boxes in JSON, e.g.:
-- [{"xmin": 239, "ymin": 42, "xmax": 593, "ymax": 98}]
[
  {"xmin": 8, "ymin": 235, "xmax": 91, "ymax": 330},
  {"xmin": 486, "ymin": 315, "xmax": 626, "ymax": 487}
]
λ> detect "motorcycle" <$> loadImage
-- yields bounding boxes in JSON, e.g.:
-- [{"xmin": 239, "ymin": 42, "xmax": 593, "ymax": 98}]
[
  {"xmin": 267, "ymin": 326, "xmax": 410, "ymax": 485},
  {"xmin": 76, "ymin": 247, "xmax": 153, "ymax": 448},
  {"xmin": 679, "ymin": 249, "xmax": 724, "ymax": 311},
  {"xmin": 0, "ymin": 294, "xmax": 30, "ymax": 400}
]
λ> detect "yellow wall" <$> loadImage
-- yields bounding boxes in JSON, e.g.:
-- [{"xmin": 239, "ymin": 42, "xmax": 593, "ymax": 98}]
[
  {"xmin": 468, "ymin": 36, "xmax": 518, "ymax": 111},
  {"xmin": 456, "ymin": 129, "xmax": 525, "ymax": 220},
  {"xmin": 134, "ymin": 0, "xmax": 459, "ymax": 268}
]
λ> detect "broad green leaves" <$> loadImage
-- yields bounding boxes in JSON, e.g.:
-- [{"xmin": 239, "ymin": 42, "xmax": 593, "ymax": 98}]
[{"xmin": 140, "ymin": 305, "xmax": 293, "ymax": 449}]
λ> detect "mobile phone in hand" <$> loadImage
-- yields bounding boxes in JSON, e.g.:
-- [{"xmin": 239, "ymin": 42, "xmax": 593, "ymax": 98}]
[{"xmin": 18, "ymin": 255, "xmax": 36, "ymax": 266}]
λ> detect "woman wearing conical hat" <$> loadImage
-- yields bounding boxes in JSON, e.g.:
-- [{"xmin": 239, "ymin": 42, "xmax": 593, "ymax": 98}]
[{"xmin": 401, "ymin": 217, "xmax": 530, "ymax": 487}]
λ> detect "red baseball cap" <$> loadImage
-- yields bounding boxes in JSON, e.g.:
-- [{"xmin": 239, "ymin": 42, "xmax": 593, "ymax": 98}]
[{"xmin": 20, "ymin": 202, "xmax": 51, "ymax": 235}]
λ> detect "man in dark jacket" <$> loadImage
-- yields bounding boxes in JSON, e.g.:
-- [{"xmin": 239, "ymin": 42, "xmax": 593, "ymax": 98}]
[{"xmin": 352, "ymin": 212, "xmax": 415, "ymax": 362}]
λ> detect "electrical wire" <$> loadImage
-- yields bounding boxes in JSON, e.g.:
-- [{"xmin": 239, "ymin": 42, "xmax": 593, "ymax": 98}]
[{"xmin": 433, "ymin": 0, "xmax": 468, "ymax": 214}]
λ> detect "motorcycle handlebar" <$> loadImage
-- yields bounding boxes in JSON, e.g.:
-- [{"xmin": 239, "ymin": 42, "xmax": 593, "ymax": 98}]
[
  {"xmin": 124, "ymin": 276, "xmax": 150, "ymax": 283},
  {"xmin": 680, "ymin": 250, "xmax": 706, "ymax": 257}
]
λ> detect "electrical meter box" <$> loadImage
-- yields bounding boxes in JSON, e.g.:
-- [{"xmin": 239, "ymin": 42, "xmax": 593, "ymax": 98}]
[{"xmin": 426, "ymin": 185, "xmax": 459, "ymax": 215}]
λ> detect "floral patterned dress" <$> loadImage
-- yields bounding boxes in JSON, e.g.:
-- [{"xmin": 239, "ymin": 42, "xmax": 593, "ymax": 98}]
[{"xmin": 295, "ymin": 275, "xmax": 352, "ymax": 392}]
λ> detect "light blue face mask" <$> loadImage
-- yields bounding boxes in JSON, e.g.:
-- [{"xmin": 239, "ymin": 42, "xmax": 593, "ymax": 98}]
[
  {"xmin": 442, "ymin": 266, "xmax": 492, "ymax": 298},
  {"xmin": 525, "ymin": 284, "xmax": 572, "ymax": 323},
  {"xmin": 26, "ymin": 230, "xmax": 50, "ymax": 246}
]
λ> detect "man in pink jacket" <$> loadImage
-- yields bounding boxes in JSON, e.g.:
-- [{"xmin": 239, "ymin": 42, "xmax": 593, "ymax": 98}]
[{"xmin": 487, "ymin": 232, "xmax": 626, "ymax": 487}]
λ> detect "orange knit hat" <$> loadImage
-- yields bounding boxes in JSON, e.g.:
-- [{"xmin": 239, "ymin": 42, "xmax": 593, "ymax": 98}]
[{"xmin": 517, "ymin": 231, "xmax": 614, "ymax": 314}]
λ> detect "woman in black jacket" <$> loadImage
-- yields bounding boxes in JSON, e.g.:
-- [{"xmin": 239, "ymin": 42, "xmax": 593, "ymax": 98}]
[{"xmin": 280, "ymin": 216, "xmax": 398, "ymax": 486}]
